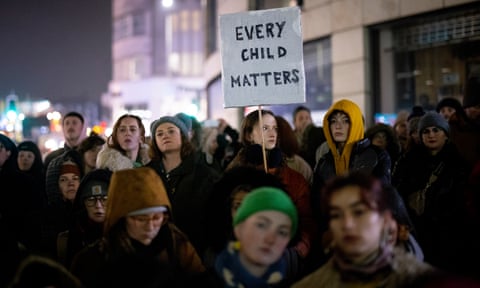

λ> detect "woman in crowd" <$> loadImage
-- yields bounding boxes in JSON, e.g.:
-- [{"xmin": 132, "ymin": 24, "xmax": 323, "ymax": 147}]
[
  {"xmin": 293, "ymin": 172, "xmax": 434, "ymax": 288},
  {"xmin": 311, "ymin": 99, "xmax": 391, "ymax": 264},
  {"xmin": 313, "ymin": 99, "xmax": 391, "ymax": 189},
  {"xmin": 275, "ymin": 116, "xmax": 313, "ymax": 185},
  {"xmin": 70, "ymin": 167, "xmax": 209, "ymax": 287},
  {"xmin": 57, "ymin": 168, "xmax": 112, "ymax": 267},
  {"xmin": 215, "ymin": 187, "xmax": 298, "ymax": 288},
  {"xmin": 16, "ymin": 140, "xmax": 46, "ymax": 207},
  {"xmin": 392, "ymin": 111, "xmax": 470, "ymax": 275},
  {"xmin": 76, "ymin": 133, "xmax": 106, "ymax": 175},
  {"xmin": 365, "ymin": 123, "xmax": 401, "ymax": 170},
  {"xmin": 35, "ymin": 152, "xmax": 83, "ymax": 258},
  {"xmin": 226, "ymin": 109, "xmax": 316, "ymax": 279},
  {"xmin": 96, "ymin": 114, "xmax": 150, "ymax": 171},
  {"xmin": 147, "ymin": 115, "xmax": 220, "ymax": 259},
  {"xmin": 206, "ymin": 166, "xmax": 286, "ymax": 266},
  {"xmin": 436, "ymin": 97, "xmax": 466, "ymax": 122}
]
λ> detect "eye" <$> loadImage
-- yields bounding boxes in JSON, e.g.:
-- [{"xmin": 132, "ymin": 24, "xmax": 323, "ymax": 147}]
[
  {"xmin": 255, "ymin": 221, "xmax": 267, "ymax": 229},
  {"xmin": 329, "ymin": 211, "xmax": 341, "ymax": 219},
  {"xmin": 277, "ymin": 229, "xmax": 290, "ymax": 238},
  {"xmin": 353, "ymin": 207, "xmax": 367, "ymax": 217}
]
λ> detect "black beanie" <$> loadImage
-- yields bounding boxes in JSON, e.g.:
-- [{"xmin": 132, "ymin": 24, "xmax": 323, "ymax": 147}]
[
  {"xmin": 407, "ymin": 106, "xmax": 426, "ymax": 121},
  {"xmin": 436, "ymin": 97, "xmax": 463, "ymax": 113}
]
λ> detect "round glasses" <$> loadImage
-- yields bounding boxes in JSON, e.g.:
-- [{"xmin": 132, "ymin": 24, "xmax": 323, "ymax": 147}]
[{"xmin": 84, "ymin": 196, "xmax": 108, "ymax": 207}]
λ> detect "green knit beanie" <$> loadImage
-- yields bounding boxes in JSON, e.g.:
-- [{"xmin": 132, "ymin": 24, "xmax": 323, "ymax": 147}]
[{"xmin": 233, "ymin": 187, "xmax": 298, "ymax": 238}]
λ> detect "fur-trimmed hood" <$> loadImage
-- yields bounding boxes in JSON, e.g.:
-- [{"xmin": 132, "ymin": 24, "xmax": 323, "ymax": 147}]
[{"xmin": 96, "ymin": 144, "xmax": 150, "ymax": 171}]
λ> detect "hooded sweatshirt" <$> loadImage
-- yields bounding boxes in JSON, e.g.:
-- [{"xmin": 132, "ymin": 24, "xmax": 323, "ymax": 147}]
[{"xmin": 322, "ymin": 99, "xmax": 364, "ymax": 176}]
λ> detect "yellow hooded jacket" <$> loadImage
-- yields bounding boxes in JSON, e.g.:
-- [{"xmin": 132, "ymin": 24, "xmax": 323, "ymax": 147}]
[{"xmin": 323, "ymin": 99, "xmax": 365, "ymax": 176}]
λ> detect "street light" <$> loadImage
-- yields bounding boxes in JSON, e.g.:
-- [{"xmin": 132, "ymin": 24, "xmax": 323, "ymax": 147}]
[{"xmin": 162, "ymin": 0, "xmax": 173, "ymax": 8}]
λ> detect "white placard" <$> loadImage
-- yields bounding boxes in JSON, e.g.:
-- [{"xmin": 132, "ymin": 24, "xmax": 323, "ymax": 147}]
[{"xmin": 220, "ymin": 6, "xmax": 305, "ymax": 108}]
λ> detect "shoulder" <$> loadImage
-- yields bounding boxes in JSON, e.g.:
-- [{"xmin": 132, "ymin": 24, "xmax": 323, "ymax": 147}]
[
  {"xmin": 389, "ymin": 248, "xmax": 435, "ymax": 286},
  {"xmin": 96, "ymin": 145, "xmax": 133, "ymax": 171},
  {"xmin": 292, "ymin": 260, "xmax": 339, "ymax": 288}
]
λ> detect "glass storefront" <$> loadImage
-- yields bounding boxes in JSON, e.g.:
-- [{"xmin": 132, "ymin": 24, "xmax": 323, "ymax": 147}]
[{"xmin": 372, "ymin": 5, "xmax": 480, "ymax": 117}]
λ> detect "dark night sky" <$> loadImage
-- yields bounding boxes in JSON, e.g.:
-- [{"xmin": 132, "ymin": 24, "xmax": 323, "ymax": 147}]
[{"xmin": 0, "ymin": 0, "xmax": 112, "ymax": 104}]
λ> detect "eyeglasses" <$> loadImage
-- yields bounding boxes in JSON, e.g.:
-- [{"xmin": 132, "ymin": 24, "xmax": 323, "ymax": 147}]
[
  {"xmin": 421, "ymin": 127, "xmax": 442, "ymax": 135},
  {"xmin": 84, "ymin": 196, "xmax": 108, "ymax": 207}
]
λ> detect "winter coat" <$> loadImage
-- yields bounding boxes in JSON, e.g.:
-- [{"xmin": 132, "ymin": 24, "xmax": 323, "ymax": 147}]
[
  {"xmin": 96, "ymin": 143, "xmax": 150, "ymax": 171},
  {"xmin": 292, "ymin": 248, "xmax": 434, "ymax": 288},
  {"xmin": 226, "ymin": 146, "xmax": 316, "ymax": 260},
  {"xmin": 70, "ymin": 167, "xmax": 208, "ymax": 287},
  {"xmin": 147, "ymin": 151, "xmax": 221, "ymax": 258},
  {"xmin": 71, "ymin": 223, "xmax": 207, "ymax": 288},
  {"xmin": 392, "ymin": 141, "xmax": 469, "ymax": 272}
]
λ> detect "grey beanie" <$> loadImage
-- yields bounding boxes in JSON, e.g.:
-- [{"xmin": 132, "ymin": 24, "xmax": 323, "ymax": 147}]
[
  {"xmin": 418, "ymin": 111, "xmax": 449, "ymax": 136},
  {"xmin": 175, "ymin": 112, "xmax": 193, "ymax": 132},
  {"xmin": 150, "ymin": 116, "xmax": 189, "ymax": 137}
]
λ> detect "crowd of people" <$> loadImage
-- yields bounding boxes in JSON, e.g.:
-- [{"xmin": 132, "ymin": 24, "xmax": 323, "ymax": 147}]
[{"xmin": 1, "ymin": 78, "xmax": 480, "ymax": 287}]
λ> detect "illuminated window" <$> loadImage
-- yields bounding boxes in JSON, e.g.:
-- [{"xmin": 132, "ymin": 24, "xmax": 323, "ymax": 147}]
[
  {"xmin": 181, "ymin": 10, "xmax": 189, "ymax": 31},
  {"xmin": 192, "ymin": 10, "xmax": 200, "ymax": 31}
]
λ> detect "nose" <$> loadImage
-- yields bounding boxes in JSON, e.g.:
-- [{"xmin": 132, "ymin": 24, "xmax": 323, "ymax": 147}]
[
  {"xmin": 94, "ymin": 199, "xmax": 103, "ymax": 208},
  {"xmin": 263, "ymin": 230, "xmax": 276, "ymax": 244},
  {"xmin": 144, "ymin": 220, "xmax": 156, "ymax": 231},
  {"xmin": 342, "ymin": 214, "xmax": 354, "ymax": 230}
]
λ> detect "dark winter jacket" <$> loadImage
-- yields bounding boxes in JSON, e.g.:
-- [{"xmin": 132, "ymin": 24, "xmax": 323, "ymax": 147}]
[{"xmin": 147, "ymin": 152, "xmax": 220, "ymax": 258}]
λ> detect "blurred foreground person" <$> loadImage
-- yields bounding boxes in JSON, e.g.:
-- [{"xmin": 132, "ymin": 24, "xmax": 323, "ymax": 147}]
[
  {"xmin": 9, "ymin": 255, "xmax": 82, "ymax": 288},
  {"xmin": 293, "ymin": 172, "xmax": 434, "ymax": 288},
  {"xmin": 70, "ymin": 167, "xmax": 208, "ymax": 287},
  {"xmin": 215, "ymin": 187, "xmax": 298, "ymax": 288}
]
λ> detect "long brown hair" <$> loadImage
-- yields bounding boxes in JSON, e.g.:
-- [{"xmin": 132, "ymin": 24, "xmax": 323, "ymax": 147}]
[
  {"xmin": 240, "ymin": 109, "xmax": 276, "ymax": 146},
  {"xmin": 108, "ymin": 114, "xmax": 146, "ymax": 154}
]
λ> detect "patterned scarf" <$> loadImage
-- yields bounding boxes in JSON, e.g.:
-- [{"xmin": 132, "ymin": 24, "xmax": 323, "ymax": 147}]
[{"xmin": 214, "ymin": 242, "xmax": 287, "ymax": 288}]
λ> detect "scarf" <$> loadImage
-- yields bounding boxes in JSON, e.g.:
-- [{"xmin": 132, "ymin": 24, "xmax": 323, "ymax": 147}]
[
  {"xmin": 215, "ymin": 242, "xmax": 287, "ymax": 288},
  {"xmin": 333, "ymin": 244, "xmax": 393, "ymax": 282}
]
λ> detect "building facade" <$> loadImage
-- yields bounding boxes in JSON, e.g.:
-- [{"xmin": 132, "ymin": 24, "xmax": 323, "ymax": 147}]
[
  {"xmin": 204, "ymin": 0, "xmax": 480, "ymax": 127},
  {"xmin": 104, "ymin": 0, "xmax": 206, "ymax": 133}
]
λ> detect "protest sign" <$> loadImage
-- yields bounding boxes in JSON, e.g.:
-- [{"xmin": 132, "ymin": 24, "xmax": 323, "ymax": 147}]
[{"xmin": 220, "ymin": 6, "xmax": 305, "ymax": 108}]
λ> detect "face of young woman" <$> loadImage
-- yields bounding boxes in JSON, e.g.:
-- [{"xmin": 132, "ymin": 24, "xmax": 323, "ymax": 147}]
[
  {"xmin": 155, "ymin": 123, "xmax": 182, "ymax": 154},
  {"xmin": 83, "ymin": 195, "xmax": 107, "ymax": 223},
  {"xmin": 329, "ymin": 112, "xmax": 350, "ymax": 144},
  {"xmin": 17, "ymin": 150, "xmax": 35, "ymax": 171},
  {"xmin": 58, "ymin": 173, "xmax": 80, "ymax": 202},
  {"xmin": 83, "ymin": 145, "xmax": 103, "ymax": 169},
  {"xmin": 230, "ymin": 190, "xmax": 248, "ymax": 219},
  {"xmin": 328, "ymin": 185, "xmax": 386, "ymax": 261},
  {"xmin": 126, "ymin": 212, "xmax": 165, "ymax": 245},
  {"xmin": 421, "ymin": 126, "xmax": 448, "ymax": 154},
  {"xmin": 116, "ymin": 117, "xmax": 143, "ymax": 153},
  {"xmin": 294, "ymin": 110, "xmax": 312, "ymax": 132},
  {"xmin": 439, "ymin": 106, "xmax": 456, "ymax": 121},
  {"xmin": 234, "ymin": 211, "xmax": 291, "ymax": 269},
  {"xmin": 371, "ymin": 132, "xmax": 387, "ymax": 150},
  {"xmin": 249, "ymin": 114, "xmax": 278, "ymax": 150}
]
